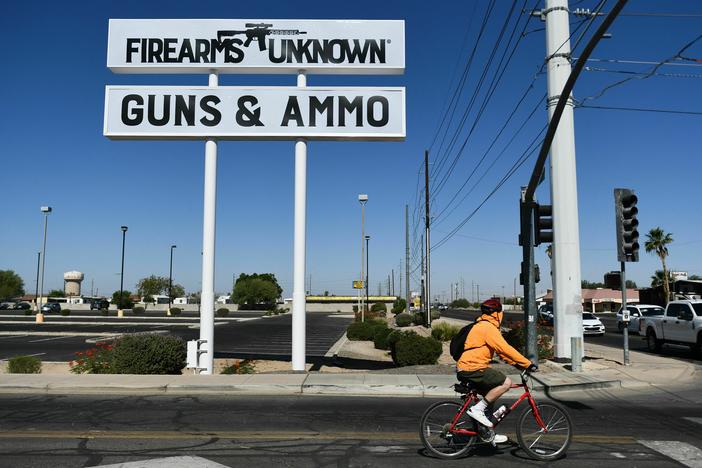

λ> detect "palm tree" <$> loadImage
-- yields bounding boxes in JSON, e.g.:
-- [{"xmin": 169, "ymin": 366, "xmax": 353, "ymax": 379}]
[
  {"xmin": 645, "ymin": 228, "xmax": 674, "ymax": 304},
  {"xmin": 650, "ymin": 270, "xmax": 673, "ymax": 288}
]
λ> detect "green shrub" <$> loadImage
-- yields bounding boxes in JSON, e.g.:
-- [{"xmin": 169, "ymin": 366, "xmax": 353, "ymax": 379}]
[
  {"xmin": 101, "ymin": 309, "xmax": 109, "ymax": 316},
  {"xmin": 352, "ymin": 305, "xmax": 359, "ymax": 313},
  {"xmin": 451, "ymin": 298, "xmax": 470, "ymax": 308},
  {"xmin": 504, "ymin": 320, "xmax": 553, "ymax": 360},
  {"xmin": 373, "ymin": 327, "xmax": 393, "ymax": 350},
  {"xmin": 412, "ymin": 313, "xmax": 425, "ymax": 326},
  {"xmin": 7, "ymin": 355, "xmax": 42, "ymax": 374},
  {"xmin": 60, "ymin": 309, "xmax": 71, "ymax": 316},
  {"xmin": 391, "ymin": 298, "xmax": 407, "ymax": 314},
  {"xmin": 370, "ymin": 302, "xmax": 387, "ymax": 314},
  {"xmin": 431, "ymin": 310, "xmax": 440, "ymax": 320},
  {"xmin": 392, "ymin": 334, "xmax": 443, "ymax": 367},
  {"xmin": 431, "ymin": 322, "xmax": 461, "ymax": 342},
  {"xmin": 347, "ymin": 319, "xmax": 387, "ymax": 341},
  {"xmin": 24, "ymin": 309, "xmax": 32, "ymax": 316},
  {"xmin": 111, "ymin": 334, "xmax": 186, "ymax": 374},
  {"xmin": 132, "ymin": 306, "xmax": 145, "ymax": 315},
  {"xmin": 395, "ymin": 314, "xmax": 412, "ymax": 327},
  {"xmin": 216, "ymin": 308, "xmax": 229, "ymax": 317},
  {"xmin": 353, "ymin": 309, "xmax": 384, "ymax": 321},
  {"xmin": 221, "ymin": 359, "xmax": 255, "ymax": 374},
  {"xmin": 169, "ymin": 307, "xmax": 182, "ymax": 316}
]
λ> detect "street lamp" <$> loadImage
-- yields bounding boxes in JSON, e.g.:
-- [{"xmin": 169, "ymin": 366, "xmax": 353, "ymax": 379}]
[
  {"xmin": 119, "ymin": 226, "xmax": 128, "ymax": 309},
  {"xmin": 358, "ymin": 194, "xmax": 368, "ymax": 318},
  {"xmin": 365, "ymin": 235, "xmax": 370, "ymax": 322},
  {"xmin": 169, "ymin": 244, "xmax": 177, "ymax": 310},
  {"xmin": 37, "ymin": 206, "xmax": 52, "ymax": 319}
]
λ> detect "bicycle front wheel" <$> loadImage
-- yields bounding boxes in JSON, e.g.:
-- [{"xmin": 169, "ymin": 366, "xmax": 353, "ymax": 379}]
[
  {"xmin": 419, "ymin": 401, "xmax": 476, "ymax": 459},
  {"xmin": 516, "ymin": 401, "xmax": 573, "ymax": 460}
]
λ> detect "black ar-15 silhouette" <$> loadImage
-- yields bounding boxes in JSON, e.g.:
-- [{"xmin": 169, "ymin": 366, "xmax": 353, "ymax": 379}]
[{"xmin": 217, "ymin": 23, "xmax": 307, "ymax": 51}]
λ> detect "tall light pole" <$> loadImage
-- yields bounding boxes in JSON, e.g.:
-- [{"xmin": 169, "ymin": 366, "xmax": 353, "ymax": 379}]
[
  {"xmin": 119, "ymin": 226, "xmax": 128, "ymax": 309},
  {"xmin": 37, "ymin": 206, "xmax": 52, "ymax": 319},
  {"xmin": 34, "ymin": 252, "xmax": 41, "ymax": 312},
  {"xmin": 358, "ymin": 194, "xmax": 368, "ymax": 320},
  {"xmin": 169, "ymin": 245, "xmax": 177, "ymax": 310},
  {"xmin": 365, "ymin": 235, "xmax": 370, "ymax": 318}
]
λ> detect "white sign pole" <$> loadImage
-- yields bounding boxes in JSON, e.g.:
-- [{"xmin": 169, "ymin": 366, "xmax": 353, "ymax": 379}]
[
  {"xmin": 199, "ymin": 72, "xmax": 218, "ymax": 375},
  {"xmin": 292, "ymin": 71, "xmax": 307, "ymax": 371}
]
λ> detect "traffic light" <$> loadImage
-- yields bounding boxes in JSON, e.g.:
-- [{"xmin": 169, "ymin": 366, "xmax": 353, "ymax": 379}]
[
  {"xmin": 533, "ymin": 203, "xmax": 553, "ymax": 246},
  {"xmin": 614, "ymin": 188, "xmax": 639, "ymax": 262}
]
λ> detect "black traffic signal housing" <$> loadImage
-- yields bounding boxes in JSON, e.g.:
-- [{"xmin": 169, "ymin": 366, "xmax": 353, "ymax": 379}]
[
  {"xmin": 614, "ymin": 188, "xmax": 639, "ymax": 262},
  {"xmin": 533, "ymin": 203, "xmax": 553, "ymax": 246}
]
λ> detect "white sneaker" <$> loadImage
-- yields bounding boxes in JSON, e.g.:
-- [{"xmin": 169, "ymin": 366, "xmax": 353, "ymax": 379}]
[
  {"xmin": 493, "ymin": 434, "xmax": 509, "ymax": 444},
  {"xmin": 467, "ymin": 406, "xmax": 494, "ymax": 428}
]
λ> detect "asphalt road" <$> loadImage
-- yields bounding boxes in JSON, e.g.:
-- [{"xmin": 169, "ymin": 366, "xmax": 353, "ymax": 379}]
[
  {"xmin": 0, "ymin": 311, "xmax": 353, "ymax": 363},
  {"xmin": 0, "ymin": 386, "xmax": 701, "ymax": 467}
]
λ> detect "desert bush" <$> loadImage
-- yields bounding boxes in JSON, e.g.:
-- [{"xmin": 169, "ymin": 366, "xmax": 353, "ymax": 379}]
[
  {"xmin": 221, "ymin": 359, "xmax": 255, "ymax": 374},
  {"xmin": 395, "ymin": 313, "xmax": 412, "ymax": 327},
  {"xmin": 504, "ymin": 320, "xmax": 553, "ymax": 360},
  {"xmin": 392, "ymin": 334, "xmax": 443, "ymax": 367},
  {"xmin": 373, "ymin": 327, "xmax": 393, "ymax": 350},
  {"xmin": 8, "ymin": 355, "xmax": 42, "ymax": 374},
  {"xmin": 431, "ymin": 322, "xmax": 461, "ymax": 342},
  {"xmin": 169, "ymin": 307, "xmax": 182, "ymax": 316},
  {"xmin": 132, "ymin": 306, "xmax": 145, "ymax": 315},
  {"xmin": 370, "ymin": 302, "xmax": 387, "ymax": 313},
  {"xmin": 216, "ymin": 308, "xmax": 229, "ymax": 317},
  {"xmin": 391, "ymin": 298, "xmax": 406, "ymax": 314},
  {"xmin": 412, "ymin": 313, "xmax": 425, "ymax": 326},
  {"xmin": 451, "ymin": 298, "xmax": 470, "ymax": 308},
  {"xmin": 69, "ymin": 342, "xmax": 114, "ymax": 374},
  {"xmin": 61, "ymin": 309, "xmax": 71, "ymax": 316},
  {"xmin": 347, "ymin": 319, "xmax": 387, "ymax": 341},
  {"xmin": 431, "ymin": 310, "xmax": 440, "ymax": 320},
  {"xmin": 111, "ymin": 334, "xmax": 186, "ymax": 374}
]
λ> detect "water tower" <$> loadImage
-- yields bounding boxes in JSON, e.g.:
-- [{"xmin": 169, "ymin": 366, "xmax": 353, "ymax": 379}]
[{"xmin": 63, "ymin": 271, "xmax": 84, "ymax": 297}]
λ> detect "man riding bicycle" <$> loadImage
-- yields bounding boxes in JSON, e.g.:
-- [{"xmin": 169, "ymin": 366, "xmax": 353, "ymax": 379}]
[{"xmin": 457, "ymin": 298, "xmax": 536, "ymax": 435}]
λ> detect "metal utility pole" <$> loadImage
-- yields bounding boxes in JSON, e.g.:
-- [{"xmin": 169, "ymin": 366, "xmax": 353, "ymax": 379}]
[
  {"xmin": 37, "ymin": 206, "xmax": 52, "ymax": 318},
  {"xmin": 169, "ymin": 245, "xmax": 177, "ymax": 311},
  {"xmin": 365, "ymin": 235, "xmax": 370, "ymax": 313},
  {"xmin": 420, "ymin": 234, "xmax": 425, "ymax": 314},
  {"xmin": 359, "ymin": 194, "xmax": 368, "ymax": 320},
  {"xmin": 424, "ymin": 150, "xmax": 432, "ymax": 327},
  {"xmin": 405, "ymin": 204, "xmax": 410, "ymax": 313},
  {"xmin": 391, "ymin": 269, "xmax": 395, "ymax": 296},
  {"xmin": 34, "ymin": 252, "xmax": 41, "ymax": 312}
]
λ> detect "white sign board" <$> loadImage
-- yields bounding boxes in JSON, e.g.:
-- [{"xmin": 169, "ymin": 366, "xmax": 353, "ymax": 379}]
[
  {"xmin": 104, "ymin": 86, "xmax": 406, "ymax": 140},
  {"xmin": 107, "ymin": 19, "xmax": 405, "ymax": 75}
]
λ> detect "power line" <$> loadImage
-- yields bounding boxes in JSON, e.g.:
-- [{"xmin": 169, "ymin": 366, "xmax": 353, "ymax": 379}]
[
  {"xmin": 577, "ymin": 33, "xmax": 702, "ymax": 104},
  {"xmin": 583, "ymin": 66, "xmax": 702, "ymax": 78},
  {"xmin": 578, "ymin": 57, "xmax": 702, "ymax": 67},
  {"xmin": 577, "ymin": 104, "xmax": 702, "ymax": 116}
]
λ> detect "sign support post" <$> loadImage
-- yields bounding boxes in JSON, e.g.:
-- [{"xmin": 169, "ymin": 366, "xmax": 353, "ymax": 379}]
[
  {"xmin": 292, "ymin": 71, "xmax": 307, "ymax": 372},
  {"xmin": 199, "ymin": 72, "xmax": 218, "ymax": 375}
]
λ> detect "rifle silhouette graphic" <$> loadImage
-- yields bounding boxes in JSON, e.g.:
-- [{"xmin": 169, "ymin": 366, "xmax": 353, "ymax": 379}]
[{"xmin": 217, "ymin": 23, "xmax": 307, "ymax": 52}]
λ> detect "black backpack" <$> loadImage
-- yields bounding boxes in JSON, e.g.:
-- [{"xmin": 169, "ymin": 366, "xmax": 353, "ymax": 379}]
[{"xmin": 449, "ymin": 322, "xmax": 477, "ymax": 361}]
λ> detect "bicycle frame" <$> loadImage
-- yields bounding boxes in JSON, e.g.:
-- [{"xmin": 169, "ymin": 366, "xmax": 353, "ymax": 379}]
[{"xmin": 449, "ymin": 372, "xmax": 547, "ymax": 437}]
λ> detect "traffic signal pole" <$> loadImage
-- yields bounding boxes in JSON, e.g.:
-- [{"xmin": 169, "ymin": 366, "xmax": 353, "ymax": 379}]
[
  {"xmin": 621, "ymin": 261, "xmax": 630, "ymax": 365},
  {"xmin": 520, "ymin": 188, "xmax": 538, "ymax": 364}
]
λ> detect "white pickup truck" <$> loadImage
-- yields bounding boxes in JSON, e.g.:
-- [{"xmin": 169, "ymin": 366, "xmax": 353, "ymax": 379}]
[{"xmin": 640, "ymin": 299, "xmax": 702, "ymax": 354}]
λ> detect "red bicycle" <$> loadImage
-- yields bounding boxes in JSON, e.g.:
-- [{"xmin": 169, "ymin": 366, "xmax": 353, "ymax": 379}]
[{"xmin": 419, "ymin": 369, "xmax": 573, "ymax": 461}]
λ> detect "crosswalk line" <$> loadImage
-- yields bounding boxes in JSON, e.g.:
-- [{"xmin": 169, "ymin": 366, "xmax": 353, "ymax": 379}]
[{"xmin": 638, "ymin": 440, "xmax": 702, "ymax": 468}]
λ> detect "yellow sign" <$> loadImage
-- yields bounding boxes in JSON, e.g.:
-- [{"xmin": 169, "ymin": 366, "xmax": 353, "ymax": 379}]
[{"xmin": 353, "ymin": 281, "xmax": 365, "ymax": 289}]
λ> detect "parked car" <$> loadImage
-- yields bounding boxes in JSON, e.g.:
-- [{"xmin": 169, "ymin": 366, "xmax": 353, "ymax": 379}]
[
  {"xmin": 0, "ymin": 302, "xmax": 13, "ymax": 310},
  {"xmin": 14, "ymin": 302, "xmax": 31, "ymax": 310},
  {"xmin": 40, "ymin": 302, "xmax": 61, "ymax": 314},
  {"xmin": 90, "ymin": 299, "xmax": 110, "ymax": 310},
  {"xmin": 582, "ymin": 312, "xmax": 605, "ymax": 336},
  {"xmin": 438, "ymin": 304, "xmax": 448, "ymax": 311},
  {"xmin": 639, "ymin": 300, "xmax": 702, "ymax": 353},
  {"xmin": 616, "ymin": 304, "xmax": 664, "ymax": 334}
]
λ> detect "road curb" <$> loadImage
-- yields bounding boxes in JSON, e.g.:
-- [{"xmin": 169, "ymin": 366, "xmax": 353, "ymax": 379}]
[{"xmin": 531, "ymin": 374, "xmax": 621, "ymax": 393}]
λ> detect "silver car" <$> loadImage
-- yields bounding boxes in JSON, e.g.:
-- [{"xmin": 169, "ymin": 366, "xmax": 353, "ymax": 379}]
[{"xmin": 616, "ymin": 304, "xmax": 664, "ymax": 334}]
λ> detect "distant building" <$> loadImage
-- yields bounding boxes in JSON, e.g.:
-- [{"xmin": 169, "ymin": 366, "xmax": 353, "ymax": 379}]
[{"xmin": 543, "ymin": 288, "xmax": 639, "ymax": 313}]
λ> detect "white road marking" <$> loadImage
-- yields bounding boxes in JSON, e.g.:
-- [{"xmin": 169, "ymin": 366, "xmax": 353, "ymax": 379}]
[
  {"xmin": 683, "ymin": 417, "xmax": 702, "ymax": 426},
  {"xmin": 363, "ymin": 446, "xmax": 407, "ymax": 454},
  {"xmin": 638, "ymin": 440, "xmax": 702, "ymax": 468},
  {"xmin": 28, "ymin": 335, "xmax": 75, "ymax": 343},
  {"xmin": 0, "ymin": 352, "xmax": 46, "ymax": 360},
  {"xmin": 0, "ymin": 335, "xmax": 28, "ymax": 340},
  {"xmin": 610, "ymin": 452, "xmax": 626, "ymax": 459}
]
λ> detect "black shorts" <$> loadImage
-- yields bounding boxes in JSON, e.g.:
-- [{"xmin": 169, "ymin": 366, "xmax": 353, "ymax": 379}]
[{"xmin": 457, "ymin": 368, "xmax": 507, "ymax": 395}]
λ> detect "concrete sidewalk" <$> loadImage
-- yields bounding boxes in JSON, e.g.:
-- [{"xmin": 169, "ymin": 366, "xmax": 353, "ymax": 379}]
[{"xmin": 1, "ymin": 340, "xmax": 697, "ymax": 397}]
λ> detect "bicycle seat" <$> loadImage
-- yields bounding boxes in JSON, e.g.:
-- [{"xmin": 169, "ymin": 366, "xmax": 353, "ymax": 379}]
[{"xmin": 453, "ymin": 382, "xmax": 477, "ymax": 394}]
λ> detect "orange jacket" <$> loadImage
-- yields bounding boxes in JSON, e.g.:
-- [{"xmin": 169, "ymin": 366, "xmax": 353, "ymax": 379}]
[{"xmin": 457, "ymin": 312, "xmax": 532, "ymax": 372}]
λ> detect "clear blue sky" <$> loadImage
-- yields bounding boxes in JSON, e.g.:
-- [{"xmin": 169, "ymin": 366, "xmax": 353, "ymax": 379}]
[{"xmin": 1, "ymin": 0, "xmax": 700, "ymax": 301}]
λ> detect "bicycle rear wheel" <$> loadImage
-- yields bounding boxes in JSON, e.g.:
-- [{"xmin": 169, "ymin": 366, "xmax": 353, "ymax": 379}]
[
  {"xmin": 516, "ymin": 401, "xmax": 573, "ymax": 460},
  {"xmin": 419, "ymin": 401, "xmax": 477, "ymax": 459}
]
